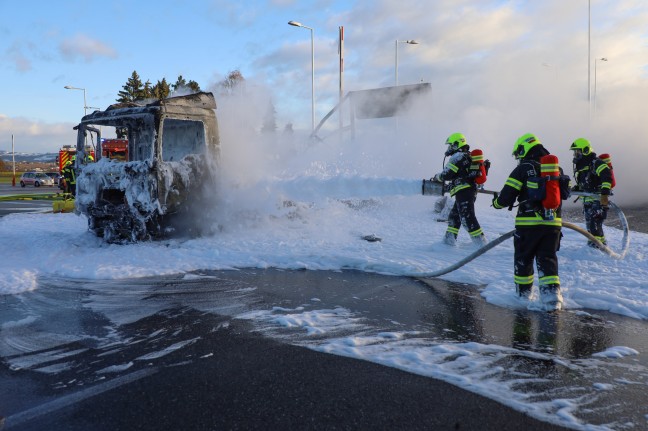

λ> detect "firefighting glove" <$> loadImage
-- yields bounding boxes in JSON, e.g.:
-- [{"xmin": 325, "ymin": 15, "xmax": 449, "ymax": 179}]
[
  {"xmin": 432, "ymin": 174, "xmax": 442, "ymax": 183},
  {"xmin": 592, "ymin": 201, "xmax": 608, "ymax": 220},
  {"xmin": 600, "ymin": 194, "xmax": 609, "ymax": 208},
  {"xmin": 491, "ymin": 192, "xmax": 499, "ymax": 208}
]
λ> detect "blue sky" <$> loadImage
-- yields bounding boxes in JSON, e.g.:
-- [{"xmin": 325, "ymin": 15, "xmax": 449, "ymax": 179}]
[{"xmin": 1, "ymin": 0, "xmax": 647, "ymax": 156}]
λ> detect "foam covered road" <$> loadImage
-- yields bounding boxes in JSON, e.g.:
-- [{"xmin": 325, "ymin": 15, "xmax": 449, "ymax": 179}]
[{"xmin": 6, "ymin": 269, "xmax": 648, "ymax": 429}]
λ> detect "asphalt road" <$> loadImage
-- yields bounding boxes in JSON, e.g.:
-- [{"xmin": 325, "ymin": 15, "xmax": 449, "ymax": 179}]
[
  {"xmin": 0, "ymin": 183, "xmax": 61, "ymax": 216},
  {"xmin": 0, "ymin": 319, "xmax": 569, "ymax": 431},
  {"xmin": 1, "ymin": 272, "xmax": 573, "ymax": 431}
]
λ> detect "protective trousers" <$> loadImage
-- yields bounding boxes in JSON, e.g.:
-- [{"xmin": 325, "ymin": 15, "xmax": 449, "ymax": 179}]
[
  {"xmin": 583, "ymin": 201, "xmax": 607, "ymax": 243},
  {"xmin": 445, "ymin": 187, "xmax": 483, "ymax": 240},
  {"xmin": 513, "ymin": 226, "xmax": 561, "ymax": 293}
]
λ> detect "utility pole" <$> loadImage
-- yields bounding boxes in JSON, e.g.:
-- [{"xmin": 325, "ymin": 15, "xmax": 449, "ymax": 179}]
[
  {"xmin": 12, "ymin": 134, "xmax": 16, "ymax": 187},
  {"xmin": 588, "ymin": 0, "xmax": 591, "ymax": 122},
  {"xmin": 339, "ymin": 26, "xmax": 344, "ymax": 138}
]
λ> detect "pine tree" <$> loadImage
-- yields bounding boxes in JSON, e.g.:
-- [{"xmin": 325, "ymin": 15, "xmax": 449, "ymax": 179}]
[
  {"xmin": 117, "ymin": 71, "xmax": 146, "ymax": 103},
  {"xmin": 143, "ymin": 80, "xmax": 153, "ymax": 99},
  {"xmin": 187, "ymin": 80, "xmax": 201, "ymax": 92},
  {"xmin": 152, "ymin": 78, "xmax": 170, "ymax": 100},
  {"xmin": 172, "ymin": 75, "xmax": 187, "ymax": 92}
]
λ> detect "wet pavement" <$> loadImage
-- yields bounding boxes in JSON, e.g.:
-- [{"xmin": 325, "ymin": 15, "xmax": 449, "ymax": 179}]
[
  {"xmin": 0, "ymin": 184, "xmax": 58, "ymax": 216},
  {"xmin": 2, "ymin": 269, "xmax": 648, "ymax": 430}
]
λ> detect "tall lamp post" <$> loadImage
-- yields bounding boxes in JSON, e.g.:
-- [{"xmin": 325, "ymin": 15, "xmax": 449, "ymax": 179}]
[
  {"xmin": 395, "ymin": 39, "xmax": 418, "ymax": 86},
  {"xmin": 64, "ymin": 85, "xmax": 88, "ymax": 116},
  {"xmin": 594, "ymin": 57, "xmax": 608, "ymax": 115},
  {"xmin": 587, "ymin": 0, "xmax": 591, "ymax": 107},
  {"xmin": 288, "ymin": 20, "xmax": 315, "ymax": 133}
]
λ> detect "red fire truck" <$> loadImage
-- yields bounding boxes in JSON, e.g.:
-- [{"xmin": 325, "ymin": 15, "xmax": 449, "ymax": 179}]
[
  {"xmin": 57, "ymin": 139, "xmax": 128, "ymax": 172},
  {"xmin": 57, "ymin": 145, "xmax": 78, "ymax": 173},
  {"xmin": 101, "ymin": 139, "xmax": 128, "ymax": 161}
]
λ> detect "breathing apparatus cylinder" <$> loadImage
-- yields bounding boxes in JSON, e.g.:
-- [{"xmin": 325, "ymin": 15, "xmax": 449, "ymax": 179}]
[
  {"xmin": 540, "ymin": 154, "xmax": 561, "ymax": 220},
  {"xmin": 598, "ymin": 153, "xmax": 616, "ymax": 189},
  {"xmin": 470, "ymin": 149, "xmax": 487, "ymax": 185}
]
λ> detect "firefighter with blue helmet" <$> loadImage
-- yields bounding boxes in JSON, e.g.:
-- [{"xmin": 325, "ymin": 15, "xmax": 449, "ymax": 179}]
[
  {"xmin": 492, "ymin": 133, "xmax": 563, "ymax": 310},
  {"xmin": 431, "ymin": 132, "xmax": 487, "ymax": 247},
  {"xmin": 569, "ymin": 137, "xmax": 613, "ymax": 248}
]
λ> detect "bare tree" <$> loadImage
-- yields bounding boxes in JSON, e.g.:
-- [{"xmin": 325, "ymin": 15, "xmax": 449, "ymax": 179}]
[{"xmin": 218, "ymin": 70, "xmax": 245, "ymax": 96}]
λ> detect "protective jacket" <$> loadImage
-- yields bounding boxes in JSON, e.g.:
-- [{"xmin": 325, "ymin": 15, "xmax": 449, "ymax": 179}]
[
  {"xmin": 492, "ymin": 145, "xmax": 562, "ymax": 228},
  {"xmin": 437, "ymin": 150, "xmax": 476, "ymax": 197},
  {"xmin": 572, "ymin": 152, "xmax": 612, "ymax": 202},
  {"xmin": 61, "ymin": 161, "xmax": 76, "ymax": 185}
]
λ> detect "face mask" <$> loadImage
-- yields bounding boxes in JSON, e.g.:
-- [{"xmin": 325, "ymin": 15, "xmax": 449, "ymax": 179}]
[{"xmin": 572, "ymin": 150, "xmax": 582, "ymax": 163}]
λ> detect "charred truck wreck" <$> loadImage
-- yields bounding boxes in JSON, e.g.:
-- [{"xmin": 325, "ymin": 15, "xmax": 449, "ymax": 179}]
[{"xmin": 73, "ymin": 92, "xmax": 220, "ymax": 243}]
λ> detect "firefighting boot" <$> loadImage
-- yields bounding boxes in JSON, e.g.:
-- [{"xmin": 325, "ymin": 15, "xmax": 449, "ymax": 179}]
[
  {"xmin": 516, "ymin": 283, "xmax": 533, "ymax": 300},
  {"xmin": 539, "ymin": 284, "xmax": 563, "ymax": 311},
  {"xmin": 587, "ymin": 236, "xmax": 607, "ymax": 249},
  {"xmin": 471, "ymin": 233, "xmax": 488, "ymax": 248},
  {"xmin": 443, "ymin": 231, "xmax": 457, "ymax": 246}
]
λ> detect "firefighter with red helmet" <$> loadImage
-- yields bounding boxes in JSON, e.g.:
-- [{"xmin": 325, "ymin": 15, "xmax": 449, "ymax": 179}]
[
  {"xmin": 569, "ymin": 138, "xmax": 613, "ymax": 248},
  {"xmin": 492, "ymin": 133, "xmax": 564, "ymax": 311},
  {"xmin": 431, "ymin": 132, "xmax": 487, "ymax": 247}
]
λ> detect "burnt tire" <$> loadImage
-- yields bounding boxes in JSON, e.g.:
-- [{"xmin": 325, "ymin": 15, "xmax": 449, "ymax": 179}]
[
  {"xmin": 88, "ymin": 217, "xmax": 105, "ymax": 238},
  {"xmin": 103, "ymin": 215, "xmax": 149, "ymax": 244}
]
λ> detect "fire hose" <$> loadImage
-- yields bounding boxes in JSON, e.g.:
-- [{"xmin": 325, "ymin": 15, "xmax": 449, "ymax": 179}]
[{"xmin": 414, "ymin": 182, "xmax": 630, "ymax": 278}]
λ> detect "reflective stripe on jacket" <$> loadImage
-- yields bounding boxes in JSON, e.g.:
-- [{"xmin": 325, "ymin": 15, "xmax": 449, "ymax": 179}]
[
  {"xmin": 438, "ymin": 151, "xmax": 476, "ymax": 197},
  {"xmin": 492, "ymin": 146, "xmax": 563, "ymax": 228}
]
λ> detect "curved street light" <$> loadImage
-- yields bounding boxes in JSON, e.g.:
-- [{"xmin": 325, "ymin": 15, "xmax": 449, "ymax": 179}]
[
  {"xmin": 395, "ymin": 40, "xmax": 418, "ymax": 86},
  {"xmin": 64, "ymin": 85, "xmax": 88, "ymax": 116},
  {"xmin": 288, "ymin": 20, "xmax": 315, "ymax": 133}
]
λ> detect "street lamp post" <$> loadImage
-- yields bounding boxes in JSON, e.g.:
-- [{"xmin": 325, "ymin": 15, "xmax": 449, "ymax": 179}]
[
  {"xmin": 588, "ymin": 0, "xmax": 591, "ymax": 106},
  {"xmin": 64, "ymin": 85, "xmax": 88, "ymax": 116},
  {"xmin": 395, "ymin": 40, "xmax": 418, "ymax": 86},
  {"xmin": 594, "ymin": 57, "xmax": 608, "ymax": 115},
  {"xmin": 288, "ymin": 20, "xmax": 315, "ymax": 133}
]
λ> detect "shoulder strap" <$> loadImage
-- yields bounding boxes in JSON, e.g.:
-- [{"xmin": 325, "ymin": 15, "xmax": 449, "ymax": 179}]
[{"xmin": 521, "ymin": 160, "xmax": 540, "ymax": 176}]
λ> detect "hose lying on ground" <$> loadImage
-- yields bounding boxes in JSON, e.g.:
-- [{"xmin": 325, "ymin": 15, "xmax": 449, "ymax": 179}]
[{"xmin": 409, "ymin": 200, "xmax": 630, "ymax": 279}]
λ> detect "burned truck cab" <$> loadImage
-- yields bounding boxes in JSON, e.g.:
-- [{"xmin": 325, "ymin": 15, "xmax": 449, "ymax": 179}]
[{"xmin": 74, "ymin": 92, "xmax": 220, "ymax": 243}]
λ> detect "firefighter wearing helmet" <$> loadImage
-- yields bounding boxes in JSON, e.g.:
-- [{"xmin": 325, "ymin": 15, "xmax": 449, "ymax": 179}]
[
  {"xmin": 61, "ymin": 154, "xmax": 77, "ymax": 196},
  {"xmin": 431, "ymin": 132, "xmax": 487, "ymax": 247},
  {"xmin": 492, "ymin": 133, "xmax": 564, "ymax": 310},
  {"xmin": 569, "ymin": 137, "xmax": 613, "ymax": 248}
]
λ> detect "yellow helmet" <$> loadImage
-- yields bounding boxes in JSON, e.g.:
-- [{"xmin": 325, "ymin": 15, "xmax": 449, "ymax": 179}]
[
  {"xmin": 512, "ymin": 133, "xmax": 540, "ymax": 159},
  {"xmin": 444, "ymin": 132, "xmax": 467, "ymax": 156},
  {"xmin": 569, "ymin": 137, "xmax": 593, "ymax": 155}
]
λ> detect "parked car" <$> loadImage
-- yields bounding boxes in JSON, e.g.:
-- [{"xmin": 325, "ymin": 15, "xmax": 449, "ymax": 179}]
[
  {"xmin": 19, "ymin": 172, "xmax": 55, "ymax": 187},
  {"xmin": 45, "ymin": 172, "xmax": 62, "ymax": 185}
]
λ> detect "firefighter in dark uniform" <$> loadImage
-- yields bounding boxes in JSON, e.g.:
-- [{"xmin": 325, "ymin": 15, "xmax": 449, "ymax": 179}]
[
  {"xmin": 492, "ymin": 133, "xmax": 563, "ymax": 310},
  {"xmin": 569, "ymin": 138, "xmax": 613, "ymax": 247},
  {"xmin": 61, "ymin": 155, "xmax": 77, "ymax": 196},
  {"xmin": 432, "ymin": 132, "xmax": 487, "ymax": 247}
]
